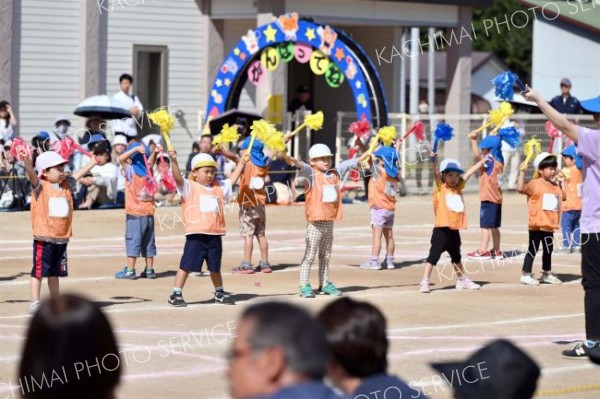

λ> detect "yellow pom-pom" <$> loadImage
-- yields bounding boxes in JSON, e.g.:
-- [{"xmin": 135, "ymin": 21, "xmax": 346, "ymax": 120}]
[
  {"xmin": 251, "ymin": 119, "xmax": 277, "ymax": 142},
  {"xmin": 264, "ymin": 132, "xmax": 287, "ymax": 153},
  {"xmin": 376, "ymin": 126, "xmax": 397, "ymax": 146},
  {"xmin": 524, "ymin": 136, "xmax": 542, "ymax": 162},
  {"xmin": 499, "ymin": 101, "xmax": 514, "ymax": 118},
  {"xmin": 304, "ymin": 111, "xmax": 324, "ymax": 131},
  {"xmin": 148, "ymin": 109, "xmax": 175, "ymax": 135},
  {"xmin": 213, "ymin": 124, "xmax": 240, "ymax": 146}
]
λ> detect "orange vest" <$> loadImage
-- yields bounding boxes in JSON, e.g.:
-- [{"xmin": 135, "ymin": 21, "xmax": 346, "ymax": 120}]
[
  {"xmin": 368, "ymin": 167, "xmax": 398, "ymax": 211},
  {"xmin": 305, "ymin": 168, "xmax": 343, "ymax": 222},
  {"xmin": 31, "ymin": 180, "xmax": 73, "ymax": 239},
  {"xmin": 479, "ymin": 161, "xmax": 503, "ymax": 204},
  {"xmin": 182, "ymin": 180, "xmax": 226, "ymax": 235},
  {"xmin": 433, "ymin": 180, "xmax": 467, "ymax": 230},
  {"xmin": 525, "ymin": 178, "xmax": 562, "ymax": 232},
  {"xmin": 237, "ymin": 161, "xmax": 269, "ymax": 208},
  {"xmin": 125, "ymin": 173, "xmax": 156, "ymax": 217},
  {"xmin": 562, "ymin": 166, "xmax": 583, "ymax": 212}
]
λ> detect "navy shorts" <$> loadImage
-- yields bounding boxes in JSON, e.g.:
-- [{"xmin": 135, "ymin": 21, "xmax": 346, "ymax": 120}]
[
  {"xmin": 480, "ymin": 201, "xmax": 502, "ymax": 228},
  {"xmin": 125, "ymin": 215, "xmax": 156, "ymax": 258},
  {"xmin": 179, "ymin": 234, "xmax": 223, "ymax": 273},
  {"xmin": 31, "ymin": 240, "xmax": 68, "ymax": 278}
]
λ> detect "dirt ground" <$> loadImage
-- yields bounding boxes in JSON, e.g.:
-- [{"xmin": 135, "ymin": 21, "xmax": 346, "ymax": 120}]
[{"xmin": 1, "ymin": 192, "xmax": 598, "ymax": 398}]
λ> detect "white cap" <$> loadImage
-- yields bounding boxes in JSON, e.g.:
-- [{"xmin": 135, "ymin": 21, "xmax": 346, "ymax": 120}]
[
  {"xmin": 308, "ymin": 143, "xmax": 333, "ymax": 160},
  {"xmin": 191, "ymin": 153, "xmax": 217, "ymax": 169},
  {"xmin": 533, "ymin": 152, "xmax": 556, "ymax": 170},
  {"xmin": 35, "ymin": 151, "xmax": 68, "ymax": 177},
  {"xmin": 113, "ymin": 135, "xmax": 128, "ymax": 146}
]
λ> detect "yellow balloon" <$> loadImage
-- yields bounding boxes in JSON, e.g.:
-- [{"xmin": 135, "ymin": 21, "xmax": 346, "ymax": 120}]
[
  {"xmin": 261, "ymin": 47, "xmax": 280, "ymax": 72},
  {"xmin": 310, "ymin": 50, "xmax": 329, "ymax": 75}
]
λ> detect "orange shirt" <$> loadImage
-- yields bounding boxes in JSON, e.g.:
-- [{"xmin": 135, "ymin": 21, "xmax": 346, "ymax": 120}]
[
  {"xmin": 31, "ymin": 179, "xmax": 74, "ymax": 240},
  {"xmin": 562, "ymin": 166, "xmax": 583, "ymax": 212},
  {"xmin": 305, "ymin": 168, "xmax": 343, "ymax": 222},
  {"xmin": 368, "ymin": 166, "xmax": 398, "ymax": 211},
  {"xmin": 181, "ymin": 180, "xmax": 226, "ymax": 235},
  {"xmin": 433, "ymin": 179, "xmax": 467, "ymax": 230},
  {"xmin": 125, "ymin": 166, "xmax": 155, "ymax": 217},
  {"xmin": 237, "ymin": 161, "xmax": 269, "ymax": 208},
  {"xmin": 522, "ymin": 177, "xmax": 562, "ymax": 232},
  {"xmin": 479, "ymin": 160, "xmax": 503, "ymax": 204}
]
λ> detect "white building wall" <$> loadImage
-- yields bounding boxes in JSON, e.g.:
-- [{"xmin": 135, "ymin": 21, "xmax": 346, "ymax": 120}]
[
  {"xmin": 223, "ymin": 19, "xmax": 257, "ymax": 114},
  {"xmin": 18, "ymin": 0, "xmax": 80, "ymax": 139},
  {"xmin": 531, "ymin": 19, "xmax": 600, "ymax": 102}
]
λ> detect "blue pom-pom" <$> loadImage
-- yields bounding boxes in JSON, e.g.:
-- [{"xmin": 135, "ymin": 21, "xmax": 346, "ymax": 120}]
[
  {"xmin": 499, "ymin": 126, "xmax": 521, "ymax": 149},
  {"xmin": 433, "ymin": 123, "xmax": 454, "ymax": 142},
  {"xmin": 492, "ymin": 71, "xmax": 519, "ymax": 101}
]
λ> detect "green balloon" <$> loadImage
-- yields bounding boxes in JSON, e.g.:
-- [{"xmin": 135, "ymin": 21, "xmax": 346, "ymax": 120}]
[
  {"xmin": 325, "ymin": 63, "xmax": 345, "ymax": 88},
  {"xmin": 278, "ymin": 42, "xmax": 294, "ymax": 62}
]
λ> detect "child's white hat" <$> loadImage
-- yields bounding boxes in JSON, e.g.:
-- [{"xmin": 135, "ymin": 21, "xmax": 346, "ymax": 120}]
[
  {"xmin": 35, "ymin": 151, "xmax": 68, "ymax": 177},
  {"xmin": 191, "ymin": 153, "xmax": 217, "ymax": 169},
  {"xmin": 308, "ymin": 143, "xmax": 333, "ymax": 160},
  {"xmin": 113, "ymin": 135, "xmax": 128, "ymax": 146},
  {"xmin": 533, "ymin": 152, "xmax": 556, "ymax": 170}
]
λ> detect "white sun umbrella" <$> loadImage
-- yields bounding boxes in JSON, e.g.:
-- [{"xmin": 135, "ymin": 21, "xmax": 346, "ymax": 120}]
[{"xmin": 74, "ymin": 95, "xmax": 131, "ymax": 120}]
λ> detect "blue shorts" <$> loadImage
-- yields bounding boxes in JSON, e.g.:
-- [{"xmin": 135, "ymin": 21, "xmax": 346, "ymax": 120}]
[
  {"xmin": 125, "ymin": 215, "xmax": 156, "ymax": 258},
  {"xmin": 179, "ymin": 234, "xmax": 223, "ymax": 273},
  {"xmin": 31, "ymin": 240, "xmax": 68, "ymax": 278},
  {"xmin": 480, "ymin": 201, "xmax": 502, "ymax": 228}
]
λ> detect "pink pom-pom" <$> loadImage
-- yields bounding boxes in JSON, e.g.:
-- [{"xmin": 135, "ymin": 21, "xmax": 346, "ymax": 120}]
[
  {"xmin": 545, "ymin": 121, "xmax": 559, "ymax": 138},
  {"xmin": 348, "ymin": 115, "xmax": 371, "ymax": 140},
  {"xmin": 10, "ymin": 138, "xmax": 33, "ymax": 161}
]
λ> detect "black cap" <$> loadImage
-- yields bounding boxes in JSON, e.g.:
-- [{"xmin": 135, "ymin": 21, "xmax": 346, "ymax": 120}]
[
  {"xmin": 297, "ymin": 84, "xmax": 310, "ymax": 93},
  {"xmin": 431, "ymin": 340, "xmax": 540, "ymax": 399}
]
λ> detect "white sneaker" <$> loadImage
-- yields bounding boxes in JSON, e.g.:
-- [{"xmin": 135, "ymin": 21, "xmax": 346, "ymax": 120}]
[
  {"xmin": 360, "ymin": 259, "xmax": 381, "ymax": 270},
  {"xmin": 455, "ymin": 277, "xmax": 481, "ymax": 290},
  {"xmin": 540, "ymin": 271, "xmax": 562, "ymax": 285},
  {"xmin": 419, "ymin": 279, "xmax": 430, "ymax": 293},
  {"xmin": 384, "ymin": 257, "xmax": 395, "ymax": 269},
  {"xmin": 29, "ymin": 300, "xmax": 41, "ymax": 313},
  {"xmin": 520, "ymin": 273, "xmax": 540, "ymax": 286}
]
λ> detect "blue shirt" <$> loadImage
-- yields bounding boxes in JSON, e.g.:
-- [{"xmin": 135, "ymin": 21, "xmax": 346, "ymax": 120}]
[
  {"xmin": 352, "ymin": 373, "xmax": 421, "ymax": 399},
  {"xmin": 252, "ymin": 381, "xmax": 342, "ymax": 399},
  {"xmin": 549, "ymin": 95, "xmax": 583, "ymax": 114}
]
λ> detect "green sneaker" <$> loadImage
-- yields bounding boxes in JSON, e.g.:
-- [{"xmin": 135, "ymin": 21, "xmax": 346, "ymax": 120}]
[
  {"xmin": 299, "ymin": 284, "xmax": 315, "ymax": 298},
  {"xmin": 319, "ymin": 282, "xmax": 342, "ymax": 296}
]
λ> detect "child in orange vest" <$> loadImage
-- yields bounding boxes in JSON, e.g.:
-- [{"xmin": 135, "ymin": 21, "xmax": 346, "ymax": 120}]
[
  {"xmin": 230, "ymin": 136, "xmax": 272, "ymax": 274},
  {"xmin": 115, "ymin": 142, "xmax": 158, "ymax": 279},
  {"xmin": 517, "ymin": 152, "xmax": 567, "ymax": 286},
  {"xmin": 23, "ymin": 151, "xmax": 97, "ymax": 312},
  {"xmin": 420, "ymin": 154, "xmax": 484, "ymax": 293},
  {"xmin": 560, "ymin": 144, "xmax": 583, "ymax": 253},
  {"xmin": 287, "ymin": 144, "xmax": 367, "ymax": 298},
  {"xmin": 360, "ymin": 142, "xmax": 401, "ymax": 270},
  {"xmin": 467, "ymin": 132, "xmax": 504, "ymax": 260},
  {"xmin": 167, "ymin": 151, "xmax": 246, "ymax": 306}
]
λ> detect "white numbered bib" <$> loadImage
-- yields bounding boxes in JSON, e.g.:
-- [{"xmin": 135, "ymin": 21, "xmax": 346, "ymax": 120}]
[
  {"xmin": 384, "ymin": 181, "xmax": 398, "ymax": 197},
  {"xmin": 48, "ymin": 197, "xmax": 69, "ymax": 218},
  {"xmin": 577, "ymin": 183, "xmax": 583, "ymax": 198},
  {"xmin": 542, "ymin": 193, "xmax": 559, "ymax": 211},
  {"xmin": 322, "ymin": 185, "xmax": 338, "ymax": 203},
  {"xmin": 199, "ymin": 195, "xmax": 219, "ymax": 212},
  {"xmin": 250, "ymin": 176, "xmax": 265, "ymax": 190},
  {"xmin": 445, "ymin": 194, "xmax": 464, "ymax": 213}
]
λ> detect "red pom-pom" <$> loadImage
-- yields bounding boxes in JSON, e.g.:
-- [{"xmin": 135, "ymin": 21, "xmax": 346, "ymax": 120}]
[
  {"xmin": 545, "ymin": 121, "xmax": 559, "ymax": 138},
  {"xmin": 348, "ymin": 115, "xmax": 371, "ymax": 140},
  {"xmin": 402, "ymin": 120, "xmax": 426, "ymax": 141},
  {"xmin": 10, "ymin": 138, "xmax": 33, "ymax": 161}
]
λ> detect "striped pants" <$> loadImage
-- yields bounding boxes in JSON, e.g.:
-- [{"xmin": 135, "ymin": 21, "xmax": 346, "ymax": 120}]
[{"xmin": 299, "ymin": 221, "xmax": 334, "ymax": 286}]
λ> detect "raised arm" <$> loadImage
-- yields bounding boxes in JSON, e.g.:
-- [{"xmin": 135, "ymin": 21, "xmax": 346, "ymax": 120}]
[
  {"xmin": 468, "ymin": 131, "xmax": 482, "ymax": 159},
  {"xmin": 228, "ymin": 157, "xmax": 247, "ymax": 185},
  {"xmin": 215, "ymin": 145, "xmax": 240, "ymax": 163},
  {"xmin": 72, "ymin": 157, "xmax": 98, "ymax": 181},
  {"xmin": 523, "ymin": 85, "xmax": 579, "ymax": 143},
  {"xmin": 463, "ymin": 157, "xmax": 485, "ymax": 183},
  {"xmin": 517, "ymin": 163, "xmax": 527, "ymax": 194},
  {"xmin": 168, "ymin": 150, "xmax": 184, "ymax": 188},
  {"xmin": 119, "ymin": 145, "xmax": 145, "ymax": 169},
  {"xmin": 23, "ymin": 154, "xmax": 39, "ymax": 188},
  {"xmin": 431, "ymin": 152, "xmax": 442, "ymax": 187}
]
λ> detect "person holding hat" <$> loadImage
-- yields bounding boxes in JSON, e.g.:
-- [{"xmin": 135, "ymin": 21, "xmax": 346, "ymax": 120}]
[
  {"xmin": 524, "ymin": 86, "xmax": 600, "ymax": 360},
  {"xmin": 559, "ymin": 144, "xmax": 583, "ymax": 253},
  {"xmin": 166, "ymin": 148, "xmax": 247, "ymax": 306},
  {"xmin": 359, "ymin": 139, "xmax": 402, "ymax": 270},
  {"xmin": 115, "ymin": 142, "xmax": 158, "ymax": 280},
  {"xmin": 549, "ymin": 78, "xmax": 583, "ymax": 115},
  {"xmin": 419, "ymin": 154, "xmax": 484, "ymax": 293},
  {"xmin": 22, "ymin": 149, "xmax": 98, "ymax": 312},
  {"xmin": 517, "ymin": 152, "xmax": 566, "ymax": 286},
  {"xmin": 430, "ymin": 339, "xmax": 540, "ymax": 399},
  {"xmin": 467, "ymin": 132, "xmax": 505, "ymax": 261},
  {"xmin": 286, "ymin": 144, "xmax": 368, "ymax": 298}
]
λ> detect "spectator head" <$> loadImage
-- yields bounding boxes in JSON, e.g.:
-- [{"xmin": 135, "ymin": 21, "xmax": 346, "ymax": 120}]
[
  {"xmin": 86, "ymin": 116, "xmax": 105, "ymax": 134},
  {"xmin": 317, "ymin": 298, "xmax": 388, "ymax": 392},
  {"xmin": 119, "ymin": 73, "xmax": 133, "ymax": 93},
  {"xmin": 560, "ymin": 78, "xmax": 572, "ymax": 96},
  {"xmin": 19, "ymin": 294, "xmax": 121, "ymax": 399},
  {"xmin": 113, "ymin": 134, "xmax": 128, "ymax": 156},
  {"xmin": 431, "ymin": 339, "xmax": 540, "ymax": 399},
  {"xmin": 199, "ymin": 134, "xmax": 213, "ymax": 153},
  {"xmin": 296, "ymin": 84, "xmax": 310, "ymax": 103},
  {"xmin": 534, "ymin": 153, "xmax": 557, "ymax": 181},
  {"xmin": 227, "ymin": 302, "xmax": 328, "ymax": 399},
  {"xmin": 93, "ymin": 142, "xmax": 112, "ymax": 165},
  {"xmin": 0, "ymin": 100, "xmax": 9, "ymax": 117},
  {"xmin": 191, "ymin": 141, "xmax": 200, "ymax": 153},
  {"xmin": 32, "ymin": 132, "xmax": 53, "ymax": 154},
  {"xmin": 236, "ymin": 119, "xmax": 250, "ymax": 138}
]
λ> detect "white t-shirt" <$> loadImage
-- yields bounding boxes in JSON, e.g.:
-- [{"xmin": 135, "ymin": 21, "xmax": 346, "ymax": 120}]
[
  {"xmin": 0, "ymin": 120, "xmax": 14, "ymax": 142},
  {"xmin": 112, "ymin": 91, "xmax": 144, "ymax": 137},
  {"xmin": 91, "ymin": 162, "xmax": 119, "ymax": 200}
]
